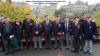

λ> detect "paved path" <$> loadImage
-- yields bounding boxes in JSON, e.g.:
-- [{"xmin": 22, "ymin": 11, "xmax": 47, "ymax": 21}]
[{"xmin": 0, "ymin": 42, "xmax": 100, "ymax": 56}]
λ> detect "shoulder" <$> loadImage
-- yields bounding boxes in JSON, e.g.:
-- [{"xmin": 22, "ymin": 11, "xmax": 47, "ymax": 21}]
[{"xmin": 43, "ymin": 20, "xmax": 46, "ymax": 23}]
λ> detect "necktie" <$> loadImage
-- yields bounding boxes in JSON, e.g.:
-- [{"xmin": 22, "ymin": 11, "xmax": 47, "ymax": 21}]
[
  {"xmin": 75, "ymin": 22, "xmax": 78, "ymax": 26},
  {"xmin": 6, "ymin": 22, "xmax": 10, "ymax": 33},
  {"xmin": 36, "ymin": 21, "xmax": 39, "ymax": 27},
  {"xmin": 16, "ymin": 22, "xmax": 19, "ymax": 25},
  {"xmin": 46, "ymin": 20, "xmax": 49, "ymax": 25},
  {"xmin": 27, "ymin": 19, "xmax": 30, "ymax": 22},
  {"xmin": 56, "ymin": 20, "xmax": 59, "ymax": 24},
  {"xmin": 66, "ymin": 22, "xmax": 68, "ymax": 31}
]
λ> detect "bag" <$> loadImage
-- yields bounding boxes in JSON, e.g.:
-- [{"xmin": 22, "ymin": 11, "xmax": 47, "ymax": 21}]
[{"xmin": 10, "ymin": 37, "xmax": 18, "ymax": 46}]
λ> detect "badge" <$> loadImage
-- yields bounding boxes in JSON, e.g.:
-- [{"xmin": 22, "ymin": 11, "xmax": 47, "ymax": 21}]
[
  {"xmin": 40, "ymin": 25, "xmax": 41, "ymax": 27},
  {"xmin": 30, "ymin": 23, "xmax": 32, "ymax": 25},
  {"xmin": 59, "ymin": 24, "xmax": 61, "ymax": 27},
  {"xmin": 89, "ymin": 26, "xmax": 91, "ymax": 29}
]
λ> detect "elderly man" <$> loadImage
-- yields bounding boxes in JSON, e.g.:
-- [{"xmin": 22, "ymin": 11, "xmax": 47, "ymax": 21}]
[
  {"xmin": 1, "ymin": 16, "xmax": 14, "ymax": 55},
  {"xmin": 83, "ymin": 16, "xmax": 97, "ymax": 55},
  {"xmin": 33, "ymin": 16, "xmax": 43, "ymax": 49},
  {"xmin": 0, "ymin": 15, "xmax": 4, "ymax": 52}
]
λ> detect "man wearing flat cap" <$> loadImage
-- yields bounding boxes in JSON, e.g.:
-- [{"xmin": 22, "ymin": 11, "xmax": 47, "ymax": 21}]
[
  {"xmin": 1, "ymin": 16, "xmax": 14, "ymax": 55},
  {"xmin": 53, "ymin": 15, "xmax": 64, "ymax": 50},
  {"xmin": 83, "ymin": 16, "xmax": 97, "ymax": 55},
  {"xmin": 33, "ymin": 16, "xmax": 43, "ymax": 49},
  {"xmin": 13, "ymin": 17, "xmax": 23, "ymax": 50},
  {"xmin": 23, "ymin": 14, "xmax": 34, "ymax": 49},
  {"xmin": 72, "ymin": 16, "xmax": 82, "ymax": 53}
]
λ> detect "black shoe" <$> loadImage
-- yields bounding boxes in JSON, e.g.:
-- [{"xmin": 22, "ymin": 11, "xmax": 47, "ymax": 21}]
[
  {"xmin": 65, "ymin": 48, "xmax": 69, "ymax": 50},
  {"xmin": 76, "ymin": 50, "xmax": 79, "ymax": 53},
  {"xmin": 60, "ymin": 48, "xmax": 62, "ymax": 50},
  {"xmin": 84, "ymin": 51, "xmax": 88, "ymax": 54},
  {"xmin": 5, "ymin": 52, "xmax": 9, "ymax": 55},
  {"xmin": 89, "ymin": 53, "xmax": 92, "ymax": 55},
  {"xmin": 0, "ymin": 50, "xmax": 5, "ymax": 52},
  {"xmin": 80, "ymin": 49, "xmax": 83, "ymax": 51}
]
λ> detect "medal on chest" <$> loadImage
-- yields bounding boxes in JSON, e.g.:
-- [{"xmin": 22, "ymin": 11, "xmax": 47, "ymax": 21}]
[
  {"xmin": 89, "ymin": 26, "xmax": 91, "ymax": 29},
  {"xmin": 59, "ymin": 23, "xmax": 61, "ymax": 27}
]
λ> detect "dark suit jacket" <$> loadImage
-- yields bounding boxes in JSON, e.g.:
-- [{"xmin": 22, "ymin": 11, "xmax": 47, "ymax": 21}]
[
  {"xmin": 64, "ymin": 21, "xmax": 73, "ymax": 35},
  {"xmin": 23, "ymin": 19, "xmax": 34, "ymax": 32},
  {"xmin": 83, "ymin": 21, "xmax": 97, "ymax": 40},
  {"xmin": 33, "ymin": 21, "xmax": 43, "ymax": 36},
  {"xmin": 72, "ymin": 21, "xmax": 82, "ymax": 38},
  {"xmin": 0, "ymin": 22, "xmax": 2, "ymax": 37},
  {"xmin": 79, "ymin": 19, "xmax": 87, "ymax": 35},
  {"xmin": 0, "ymin": 22, "xmax": 2, "ymax": 33},
  {"xmin": 13, "ymin": 22, "xmax": 23, "ymax": 39},
  {"xmin": 42, "ymin": 20, "xmax": 53, "ymax": 35},
  {"xmin": 1, "ymin": 21, "xmax": 14, "ymax": 40},
  {"xmin": 53, "ymin": 20, "xmax": 64, "ymax": 36}
]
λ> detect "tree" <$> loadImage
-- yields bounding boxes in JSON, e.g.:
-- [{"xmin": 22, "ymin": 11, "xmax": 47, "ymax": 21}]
[
  {"xmin": 92, "ymin": 7, "xmax": 100, "ymax": 26},
  {"xmin": 38, "ymin": 7, "xmax": 55, "ymax": 22},
  {"xmin": 0, "ymin": 1, "xmax": 36, "ymax": 22},
  {"xmin": 55, "ymin": 8, "xmax": 66, "ymax": 20}
]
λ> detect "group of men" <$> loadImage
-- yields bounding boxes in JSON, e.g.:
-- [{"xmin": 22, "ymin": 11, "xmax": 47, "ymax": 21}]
[{"xmin": 0, "ymin": 14, "xmax": 97, "ymax": 55}]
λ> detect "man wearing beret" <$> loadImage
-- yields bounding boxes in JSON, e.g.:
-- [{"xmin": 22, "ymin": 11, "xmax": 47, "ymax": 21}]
[
  {"xmin": 64, "ymin": 16, "xmax": 74, "ymax": 51},
  {"xmin": 0, "ymin": 15, "xmax": 5, "ymax": 52},
  {"xmin": 13, "ymin": 18, "xmax": 23, "ymax": 50},
  {"xmin": 1, "ymin": 16, "xmax": 14, "ymax": 55},
  {"xmin": 72, "ymin": 16, "xmax": 82, "ymax": 53},
  {"xmin": 83, "ymin": 16, "xmax": 97, "ymax": 55},
  {"xmin": 33, "ymin": 16, "xmax": 43, "ymax": 49},
  {"xmin": 53, "ymin": 15, "xmax": 64, "ymax": 50},
  {"xmin": 23, "ymin": 14, "xmax": 34, "ymax": 49},
  {"xmin": 42, "ymin": 15, "xmax": 53, "ymax": 49}
]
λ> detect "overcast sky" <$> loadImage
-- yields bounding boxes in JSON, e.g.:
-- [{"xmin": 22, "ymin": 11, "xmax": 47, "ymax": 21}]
[{"xmin": 11, "ymin": 0, "xmax": 100, "ymax": 8}]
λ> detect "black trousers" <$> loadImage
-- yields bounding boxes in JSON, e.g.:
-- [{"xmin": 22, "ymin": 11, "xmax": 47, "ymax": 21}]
[
  {"xmin": 15, "ymin": 33, "xmax": 23, "ymax": 50},
  {"xmin": 73, "ymin": 38, "xmax": 80, "ymax": 52},
  {"xmin": 25, "ymin": 31, "xmax": 33, "ymax": 48},
  {"xmin": 0, "ymin": 37, "xmax": 4, "ymax": 51},
  {"xmin": 80, "ymin": 37, "xmax": 85, "ymax": 51},
  {"xmin": 45, "ymin": 34, "xmax": 52, "ymax": 48},
  {"xmin": 3, "ymin": 34, "xmax": 13, "ymax": 53}
]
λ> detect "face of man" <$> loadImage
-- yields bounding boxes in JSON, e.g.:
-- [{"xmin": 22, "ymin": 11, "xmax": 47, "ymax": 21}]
[
  {"xmin": 4, "ymin": 18, "xmax": 9, "ymax": 22},
  {"xmin": 82, "ymin": 14, "xmax": 86, "ymax": 19},
  {"xmin": 26, "ymin": 15, "xmax": 30, "ymax": 19},
  {"xmin": 87, "ymin": 18, "xmax": 91, "ymax": 22},
  {"xmin": 36, "ymin": 17, "xmax": 39, "ymax": 21},
  {"xmin": 45, "ymin": 16, "xmax": 49, "ymax": 20},
  {"xmin": 75, "ymin": 18, "xmax": 79, "ymax": 22},
  {"xmin": 0, "ymin": 17, "xmax": 4, "ymax": 21},
  {"xmin": 16, "ymin": 19, "xmax": 20, "ymax": 22},
  {"xmin": 56, "ymin": 16, "xmax": 60, "ymax": 20},
  {"xmin": 65, "ymin": 17, "xmax": 69, "ymax": 21}
]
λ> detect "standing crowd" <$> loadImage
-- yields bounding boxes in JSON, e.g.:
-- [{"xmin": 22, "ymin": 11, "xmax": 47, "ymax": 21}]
[{"xmin": 0, "ymin": 14, "xmax": 97, "ymax": 55}]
